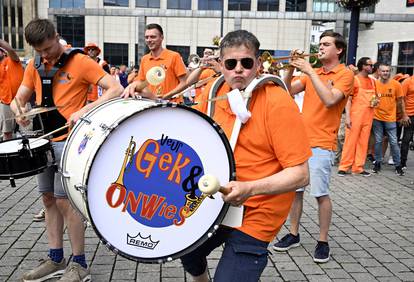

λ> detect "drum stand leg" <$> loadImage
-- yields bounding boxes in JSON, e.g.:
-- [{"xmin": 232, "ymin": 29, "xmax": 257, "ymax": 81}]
[{"xmin": 9, "ymin": 177, "xmax": 16, "ymax": 188}]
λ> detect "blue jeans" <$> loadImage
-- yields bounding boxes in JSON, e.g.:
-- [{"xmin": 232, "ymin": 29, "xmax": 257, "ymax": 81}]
[
  {"xmin": 180, "ymin": 228, "xmax": 269, "ymax": 281},
  {"xmin": 372, "ymin": 119, "xmax": 401, "ymax": 167}
]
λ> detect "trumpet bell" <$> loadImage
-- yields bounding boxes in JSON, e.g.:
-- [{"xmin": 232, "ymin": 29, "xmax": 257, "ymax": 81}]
[{"xmin": 146, "ymin": 66, "xmax": 166, "ymax": 86}]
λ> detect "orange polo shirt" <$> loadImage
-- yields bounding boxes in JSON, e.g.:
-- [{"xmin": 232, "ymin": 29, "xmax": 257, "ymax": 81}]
[
  {"xmin": 0, "ymin": 57, "xmax": 24, "ymax": 104},
  {"xmin": 402, "ymin": 76, "xmax": 414, "ymax": 116},
  {"xmin": 195, "ymin": 80, "xmax": 311, "ymax": 242},
  {"xmin": 21, "ymin": 53, "xmax": 106, "ymax": 140},
  {"xmin": 374, "ymin": 79, "xmax": 403, "ymax": 122},
  {"xmin": 137, "ymin": 49, "xmax": 187, "ymax": 103},
  {"xmin": 300, "ymin": 64, "xmax": 354, "ymax": 150}
]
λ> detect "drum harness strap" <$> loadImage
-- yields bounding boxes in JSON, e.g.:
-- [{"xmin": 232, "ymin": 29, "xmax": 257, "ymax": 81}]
[
  {"xmin": 207, "ymin": 73, "xmax": 288, "ymax": 149},
  {"xmin": 34, "ymin": 48, "xmax": 84, "ymax": 139}
]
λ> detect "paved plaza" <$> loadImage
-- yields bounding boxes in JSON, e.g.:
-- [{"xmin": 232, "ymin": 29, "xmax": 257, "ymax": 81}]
[{"xmin": 1, "ymin": 152, "xmax": 413, "ymax": 281}]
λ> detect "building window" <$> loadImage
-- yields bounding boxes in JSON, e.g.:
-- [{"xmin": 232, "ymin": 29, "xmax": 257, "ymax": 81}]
[
  {"xmin": 104, "ymin": 0, "xmax": 129, "ymax": 7},
  {"xmin": 56, "ymin": 16, "xmax": 85, "ymax": 48},
  {"xmin": 228, "ymin": 0, "xmax": 250, "ymax": 11},
  {"xmin": 104, "ymin": 43, "xmax": 129, "ymax": 66},
  {"xmin": 377, "ymin": 42, "xmax": 393, "ymax": 66},
  {"xmin": 258, "ymin": 0, "xmax": 279, "ymax": 11},
  {"xmin": 198, "ymin": 0, "xmax": 221, "ymax": 10},
  {"xmin": 136, "ymin": 0, "xmax": 160, "ymax": 8},
  {"xmin": 49, "ymin": 0, "xmax": 85, "ymax": 8},
  {"xmin": 167, "ymin": 0, "xmax": 191, "ymax": 9},
  {"xmin": 312, "ymin": 0, "xmax": 337, "ymax": 12},
  {"xmin": 286, "ymin": 0, "xmax": 306, "ymax": 12},
  {"xmin": 398, "ymin": 41, "xmax": 414, "ymax": 73},
  {"xmin": 166, "ymin": 45, "xmax": 190, "ymax": 66}
]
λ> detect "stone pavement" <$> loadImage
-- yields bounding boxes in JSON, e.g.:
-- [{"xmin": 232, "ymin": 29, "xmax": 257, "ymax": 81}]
[{"xmin": 1, "ymin": 152, "xmax": 413, "ymax": 281}]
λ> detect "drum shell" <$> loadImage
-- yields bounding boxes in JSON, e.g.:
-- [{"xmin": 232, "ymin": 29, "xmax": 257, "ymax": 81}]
[{"xmin": 0, "ymin": 138, "xmax": 52, "ymax": 180}]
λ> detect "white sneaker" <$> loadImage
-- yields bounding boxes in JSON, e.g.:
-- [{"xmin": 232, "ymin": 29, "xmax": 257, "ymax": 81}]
[{"xmin": 388, "ymin": 157, "xmax": 394, "ymax": 165}]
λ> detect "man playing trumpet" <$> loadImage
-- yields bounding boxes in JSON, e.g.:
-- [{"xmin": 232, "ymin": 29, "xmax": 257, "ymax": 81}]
[
  {"xmin": 274, "ymin": 31, "xmax": 354, "ymax": 263},
  {"xmin": 123, "ymin": 23, "xmax": 188, "ymax": 102}
]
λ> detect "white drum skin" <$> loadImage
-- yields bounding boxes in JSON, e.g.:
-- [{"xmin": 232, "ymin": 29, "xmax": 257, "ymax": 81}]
[
  {"xmin": 198, "ymin": 174, "xmax": 221, "ymax": 195},
  {"xmin": 61, "ymin": 98, "xmax": 235, "ymax": 262}
]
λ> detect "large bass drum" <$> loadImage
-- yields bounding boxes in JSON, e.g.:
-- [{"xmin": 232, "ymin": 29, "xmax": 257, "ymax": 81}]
[{"xmin": 60, "ymin": 98, "xmax": 235, "ymax": 263}]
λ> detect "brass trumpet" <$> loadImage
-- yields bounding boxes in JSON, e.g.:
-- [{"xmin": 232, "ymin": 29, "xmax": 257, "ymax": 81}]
[
  {"xmin": 261, "ymin": 51, "xmax": 320, "ymax": 75},
  {"xmin": 188, "ymin": 54, "xmax": 220, "ymax": 69}
]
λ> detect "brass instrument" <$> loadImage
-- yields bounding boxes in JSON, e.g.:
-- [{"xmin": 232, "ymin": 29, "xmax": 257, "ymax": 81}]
[
  {"xmin": 188, "ymin": 54, "xmax": 220, "ymax": 69},
  {"xmin": 261, "ymin": 51, "xmax": 320, "ymax": 75}
]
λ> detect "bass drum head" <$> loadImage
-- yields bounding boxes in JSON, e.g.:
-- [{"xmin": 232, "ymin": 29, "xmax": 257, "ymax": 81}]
[{"xmin": 86, "ymin": 104, "xmax": 235, "ymax": 262}]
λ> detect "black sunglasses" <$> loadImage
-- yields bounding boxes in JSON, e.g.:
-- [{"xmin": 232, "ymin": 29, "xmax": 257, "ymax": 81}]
[{"xmin": 224, "ymin": 58, "xmax": 255, "ymax": 70}]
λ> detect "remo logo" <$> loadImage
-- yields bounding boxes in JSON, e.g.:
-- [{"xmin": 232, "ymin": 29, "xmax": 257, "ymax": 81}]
[{"xmin": 105, "ymin": 134, "xmax": 207, "ymax": 228}]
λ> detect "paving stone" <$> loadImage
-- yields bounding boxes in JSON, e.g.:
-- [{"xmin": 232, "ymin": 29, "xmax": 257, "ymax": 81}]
[
  {"xmin": 325, "ymin": 268, "xmax": 352, "ymax": 279},
  {"xmin": 350, "ymin": 272, "xmax": 383, "ymax": 281},
  {"xmin": 366, "ymin": 266, "xmax": 395, "ymax": 277}
]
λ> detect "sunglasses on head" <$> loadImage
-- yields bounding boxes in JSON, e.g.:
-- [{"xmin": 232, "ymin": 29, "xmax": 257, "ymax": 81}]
[{"xmin": 224, "ymin": 57, "xmax": 255, "ymax": 70}]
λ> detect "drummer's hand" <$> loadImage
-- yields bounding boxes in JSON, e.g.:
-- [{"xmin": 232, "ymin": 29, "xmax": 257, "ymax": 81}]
[
  {"xmin": 16, "ymin": 116, "xmax": 30, "ymax": 127},
  {"xmin": 15, "ymin": 107, "xmax": 30, "ymax": 127},
  {"xmin": 221, "ymin": 181, "xmax": 253, "ymax": 207},
  {"xmin": 68, "ymin": 110, "xmax": 85, "ymax": 127},
  {"xmin": 121, "ymin": 82, "xmax": 139, "ymax": 98}
]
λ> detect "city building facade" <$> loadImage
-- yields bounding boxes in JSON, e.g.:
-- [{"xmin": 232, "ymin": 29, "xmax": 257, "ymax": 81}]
[{"xmin": 1, "ymin": 0, "xmax": 413, "ymax": 74}]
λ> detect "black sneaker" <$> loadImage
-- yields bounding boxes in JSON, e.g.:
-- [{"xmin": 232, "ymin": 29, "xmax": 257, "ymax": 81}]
[
  {"xmin": 372, "ymin": 162, "xmax": 381, "ymax": 173},
  {"xmin": 337, "ymin": 170, "xmax": 347, "ymax": 176},
  {"xmin": 395, "ymin": 166, "xmax": 405, "ymax": 176},
  {"xmin": 367, "ymin": 154, "xmax": 374, "ymax": 162},
  {"xmin": 357, "ymin": 171, "xmax": 371, "ymax": 177},
  {"xmin": 273, "ymin": 233, "xmax": 300, "ymax": 251},
  {"xmin": 313, "ymin": 241, "xmax": 330, "ymax": 263}
]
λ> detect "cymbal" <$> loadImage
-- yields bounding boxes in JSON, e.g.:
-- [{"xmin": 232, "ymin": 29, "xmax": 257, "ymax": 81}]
[{"xmin": 14, "ymin": 106, "xmax": 59, "ymax": 119}]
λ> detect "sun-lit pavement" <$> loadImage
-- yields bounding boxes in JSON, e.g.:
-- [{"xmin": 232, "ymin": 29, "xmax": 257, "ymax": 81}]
[{"xmin": 1, "ymin": 151, "xmax": 413, "ymax": 281}]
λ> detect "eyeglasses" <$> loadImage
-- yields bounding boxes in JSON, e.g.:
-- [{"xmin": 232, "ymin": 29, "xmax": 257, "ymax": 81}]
[
  {"xmin": 224, "ymin": 58, "xmax": 255, "ymax": 70},
  {"xmin": 364, "ymin": 64, "xmax": 373, "ymax": 67}
]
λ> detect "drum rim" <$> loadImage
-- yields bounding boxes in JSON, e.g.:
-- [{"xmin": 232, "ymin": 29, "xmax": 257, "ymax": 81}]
[
  {"xmin": 0, "ymin": 137, "xmax": 50, "ymax": 156},
  {"xmin": 71, "ymin": 100, "xmax": 236, "ymax": 263}
]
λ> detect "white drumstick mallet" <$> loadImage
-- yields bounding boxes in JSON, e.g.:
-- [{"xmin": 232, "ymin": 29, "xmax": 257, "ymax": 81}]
[{"xmin": 198, "ymin": 174, "xmax": 231, "ymax": 195}]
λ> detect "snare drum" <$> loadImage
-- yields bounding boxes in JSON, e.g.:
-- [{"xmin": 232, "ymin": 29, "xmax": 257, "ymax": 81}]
[
  {"xmin": 0, "ymin": 138, "xmax": 53, "ymax": 180},
  {"xmin": 61, "ymin": 98, "xmax": 235, "ymax": 263}
]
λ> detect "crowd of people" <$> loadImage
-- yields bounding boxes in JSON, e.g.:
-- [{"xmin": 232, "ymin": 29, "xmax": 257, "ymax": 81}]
[{"xmin": 0, "ymin": 18, "xmax": 413, "ymax": 282}]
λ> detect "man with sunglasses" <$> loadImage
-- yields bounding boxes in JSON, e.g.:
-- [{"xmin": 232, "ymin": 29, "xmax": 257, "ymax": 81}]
[
  {"xmin": 180, "ymin": 30, "xmax": 311, "ymax": 282},
  {"xmin": 274, "ymin": 31, "xmax": 354, "ymax": 263},
  {"xmin": 337, "ymin": 57, "xmax": 377, "ymax": 177},
  {"xmin": 83, "ymin": 42, "xmax": 110, "ymax": 103}
]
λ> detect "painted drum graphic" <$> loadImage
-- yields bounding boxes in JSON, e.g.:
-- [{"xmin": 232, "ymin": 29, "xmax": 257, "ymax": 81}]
[{"xmin": 61, "ymin": 98, "xmax": 235, "ymax": 262}]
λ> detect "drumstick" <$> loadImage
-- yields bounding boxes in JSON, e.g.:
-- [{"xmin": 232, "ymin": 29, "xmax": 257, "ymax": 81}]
[
  {"xmin": 13, "ymin": 98, "xmax": 24, "ymax": 115},
  {"xmin": 198, "ymin": 174, "xmax": 231, "ymax": 195},
  {"xmin": 30, "ymin": 124, "xmax": 70, "ymax": 143}
]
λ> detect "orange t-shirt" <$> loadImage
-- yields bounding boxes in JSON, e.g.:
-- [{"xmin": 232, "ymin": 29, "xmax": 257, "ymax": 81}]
[
  {"xmin": 402, "ymin": 76, "xmax": 414, "ymax": 116},
  {"xmin": 374, "ymin": 79, "xmax": 403, "ymax": 122},
  {"xmin": 195, "ymin": 80, "xmax": 312, "ymax": 242},
  {"xmin": 0, "ymin": 57, "xmax": 24, "ymax": 104},
  {"xmin": 22, "ymin": 53, "xmax": 107, "ymax": 140},
  {"xmin": 137, "ymin": 49, "xmax": 187, "ymax": 103},
  {"xmin": 300, "ymin": 64, "xmax": 354, "ymax": 150}
]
